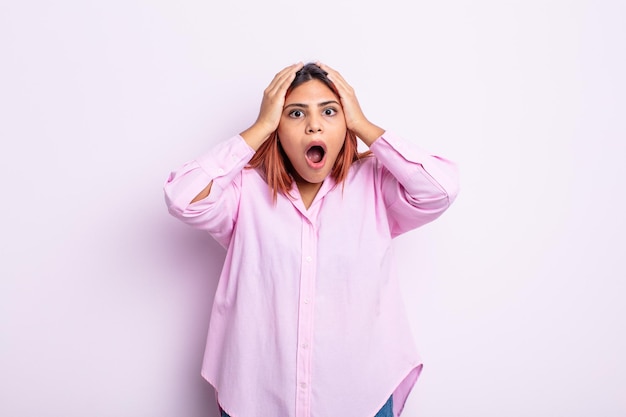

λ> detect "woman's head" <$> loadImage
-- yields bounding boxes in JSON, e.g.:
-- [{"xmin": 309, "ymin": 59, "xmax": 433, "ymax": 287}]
[{"xmin": 248, "ymin": 63, "xmax": 362, "ymax": 200}]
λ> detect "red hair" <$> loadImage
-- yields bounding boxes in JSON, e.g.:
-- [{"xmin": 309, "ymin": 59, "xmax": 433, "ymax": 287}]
[{"xmin": 247, "ymin": 128, "xmax": 368, "ymax": 202}]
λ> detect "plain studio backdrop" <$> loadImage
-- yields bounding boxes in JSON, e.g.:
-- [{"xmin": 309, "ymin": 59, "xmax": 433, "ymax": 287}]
[{"xmin": 1, "ymin": 0, "xmax": 624, "ymax": 416}]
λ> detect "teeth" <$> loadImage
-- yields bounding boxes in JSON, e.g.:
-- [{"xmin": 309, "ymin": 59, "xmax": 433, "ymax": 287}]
[{"xmin": 307, "ymin": 146, "xmax": 324, "ymax": 163}]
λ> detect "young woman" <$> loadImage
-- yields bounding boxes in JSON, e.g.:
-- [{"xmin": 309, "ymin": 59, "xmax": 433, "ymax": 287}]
[{"xmin": 164, "ymin": 62, "xmax": 459, "ymax": 417}]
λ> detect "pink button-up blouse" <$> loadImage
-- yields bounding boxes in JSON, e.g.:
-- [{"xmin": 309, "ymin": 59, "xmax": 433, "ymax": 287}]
[{"xmin": 164, "ymin": 131, "xmax": 459, "ymax": 417}]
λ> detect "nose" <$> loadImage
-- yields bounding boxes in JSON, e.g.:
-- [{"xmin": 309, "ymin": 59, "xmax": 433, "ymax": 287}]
[{"xmin": 306, "ymin": 114, "xmax": 323, "ymax": 134}]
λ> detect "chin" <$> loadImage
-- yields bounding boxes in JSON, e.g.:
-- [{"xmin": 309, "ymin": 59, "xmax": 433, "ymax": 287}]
[
  {"xmin": 296, "ymin": 168, "xmax": 330, "ymax": 185},
  {"xmin": 302, "ymin": 174, "xmax": 328, "ymax": 184}
]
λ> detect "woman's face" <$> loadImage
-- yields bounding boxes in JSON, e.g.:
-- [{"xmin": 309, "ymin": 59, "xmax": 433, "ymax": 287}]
[{"xmin": 277, "ymin": 79, "xmax": 347, "ymax": 186}]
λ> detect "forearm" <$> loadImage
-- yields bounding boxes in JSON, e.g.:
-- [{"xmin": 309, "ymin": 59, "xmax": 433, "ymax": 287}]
[
  {"xmin": 239, "ymin": 122, "xmax": 274, "ymax": 151},
  {"xmin": 371, "ymin": 132, "xmax": 460, "ymax": 206},
  {"xmin": 351, "ymin": 120, "xmax": 385, "ymax": 148},
  {"xmin": 165, "ymin": 135, "xmax": 255, "ymax": 210}
]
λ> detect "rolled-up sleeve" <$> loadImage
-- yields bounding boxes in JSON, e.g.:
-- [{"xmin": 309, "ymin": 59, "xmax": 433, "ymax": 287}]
[
  {"xmin": 369, "ymin": 131, "xmax": 460, "ymax": 237},
  {"xmin": 164, "ymin": 135, "xmax": 255, "ymax": 247}
]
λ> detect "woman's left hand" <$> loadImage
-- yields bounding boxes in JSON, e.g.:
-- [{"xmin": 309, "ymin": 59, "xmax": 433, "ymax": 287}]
[{"xmin": 316, "ymin": 62, "xmax": 385, "ymax": 146}]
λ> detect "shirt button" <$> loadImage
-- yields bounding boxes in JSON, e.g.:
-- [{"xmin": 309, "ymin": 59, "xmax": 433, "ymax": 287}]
[
  {"xmin": 305, "ymin": 256, "xmax": 312, "ymax": 263},
  {"xmin": 300, "ymin": 382, "xmax": 307, "ymax": 389},
  {"xmin": 217, "ymin": 168, "xmax": 225, "ymax": 175},
  {"xmin": 303, "ymin": 298, "xmax": 309, "ymax": 304},
  {"xmin": 302, "ymin": 343, "xmax": 308, "ymax": 349}
]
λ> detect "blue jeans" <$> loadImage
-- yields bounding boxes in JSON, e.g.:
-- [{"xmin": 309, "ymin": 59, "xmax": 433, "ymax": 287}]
[{"xmin": 220, "ymin": 395, "xmax": 393, "ymax": 417}]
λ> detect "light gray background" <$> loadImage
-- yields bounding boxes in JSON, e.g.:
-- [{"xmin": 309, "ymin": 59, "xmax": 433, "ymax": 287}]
[{"xmin": 1, "ymin": 0, "xmax": 624, "ymax": 416}]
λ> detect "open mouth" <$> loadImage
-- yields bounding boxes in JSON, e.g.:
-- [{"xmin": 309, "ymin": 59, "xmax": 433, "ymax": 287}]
[{"xmin": 306, "ymin": 145, "xmax": 326, "ymax": 164}]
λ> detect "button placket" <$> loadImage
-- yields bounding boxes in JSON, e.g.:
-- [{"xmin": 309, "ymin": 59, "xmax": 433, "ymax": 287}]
[{"xmin": 295, "ymin": 217, "xmax": 317, "ymax": 417}]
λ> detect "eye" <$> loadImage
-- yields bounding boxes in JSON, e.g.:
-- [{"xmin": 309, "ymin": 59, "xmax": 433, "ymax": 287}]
[
  {"xmin": 288, "ymin": 109, "xmax": 305, "ymax": 118},
  {"xmin": 323, "ymin": 107, "xmax": 337, "ymax": 116}
]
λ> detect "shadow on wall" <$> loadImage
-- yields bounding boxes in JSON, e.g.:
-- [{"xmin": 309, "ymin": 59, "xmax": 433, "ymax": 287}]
[{"xmin": 154, "ymin": 210, "xmax": 227, "ymax": 417}]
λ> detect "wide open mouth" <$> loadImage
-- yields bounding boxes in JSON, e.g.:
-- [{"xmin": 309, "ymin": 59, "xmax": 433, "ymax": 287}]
[{"xmin": 306, "ymin": 145, "xmax": 326, "ymax": 163}]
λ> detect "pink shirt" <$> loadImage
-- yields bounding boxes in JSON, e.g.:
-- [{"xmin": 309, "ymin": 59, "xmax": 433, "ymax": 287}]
[{"xmin": 164, "ymin": 131, "xmax": 459, "ymax": 417}]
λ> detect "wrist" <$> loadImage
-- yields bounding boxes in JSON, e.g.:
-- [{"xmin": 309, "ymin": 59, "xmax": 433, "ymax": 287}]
[
  {"xmin": 351, "ymin": 120, "xmax": 385, "ymax": 147},
  {"xmin": 240, "ymin": 123, "xmax": 274, "ymax": 151}
]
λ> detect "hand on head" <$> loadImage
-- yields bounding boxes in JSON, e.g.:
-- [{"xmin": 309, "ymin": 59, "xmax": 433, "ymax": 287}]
[
  {"xmin": 240, "ymin": 62, "xmax": 304, "ymax": 150},
  {"xmin": 316, "ymin": 62, "xmax": 384, "ymax": 146},
  {"xmin": 241, "ymin": 62, "xmax": 384, "ymax": 150}
]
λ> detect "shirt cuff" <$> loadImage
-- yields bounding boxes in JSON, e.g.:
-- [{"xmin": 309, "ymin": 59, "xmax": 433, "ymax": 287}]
[
  {"xmin": 370, "ymin": 131, "xmax": 436, "ymax": 165},
  {"xmin": 195, "ymin": 135, "xmax": 256, "ymax": 179}
]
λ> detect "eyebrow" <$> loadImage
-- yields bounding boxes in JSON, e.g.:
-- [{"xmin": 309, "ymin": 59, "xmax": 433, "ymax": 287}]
[{"xmin": 284, "ymin": 100, "xmax": 340, "ymax": 109}]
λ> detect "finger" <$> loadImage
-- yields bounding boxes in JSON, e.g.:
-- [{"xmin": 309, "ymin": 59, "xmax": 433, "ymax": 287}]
[
  {"xmin": 266, "ymin": 62, "xmax": 303, "ymax": 96},
  {"xmin": 316, "ymin": 62, "xmax": 352, "ymax": 95},
  {"xmin": 272, "ymin": 62, "xmax": 302, "ymax": 84},
  {"xmin": 316, "ymin": 62, "xmax": 341, "ymax": 81},
  {"xmin": 274, "ymin": 63, "xmax": 303, "ymax": 96}
]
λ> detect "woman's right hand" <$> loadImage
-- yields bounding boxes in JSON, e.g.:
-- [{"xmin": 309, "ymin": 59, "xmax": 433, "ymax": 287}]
[{"xmin": 240, "ymin": 62, "xmax": 304, "ymax": 150}]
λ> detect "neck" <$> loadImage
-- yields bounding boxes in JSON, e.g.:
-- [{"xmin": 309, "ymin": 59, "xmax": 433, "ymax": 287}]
[{"xmin": 296, "ymin": 180, "xmax": 323, "ymax": 209}]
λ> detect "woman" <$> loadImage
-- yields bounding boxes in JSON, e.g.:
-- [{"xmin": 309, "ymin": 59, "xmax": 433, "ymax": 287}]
[{"xmin": 164, "ymin": 62, "xmax": 459, "ymax": 417}]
